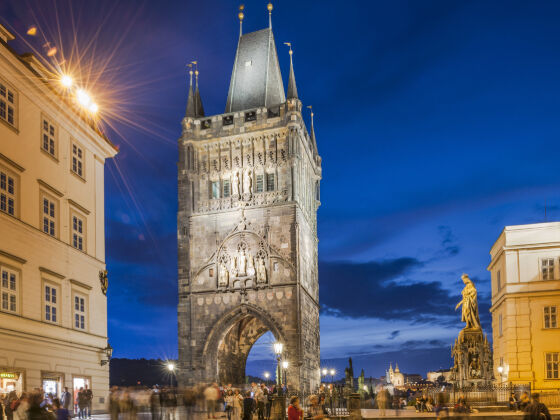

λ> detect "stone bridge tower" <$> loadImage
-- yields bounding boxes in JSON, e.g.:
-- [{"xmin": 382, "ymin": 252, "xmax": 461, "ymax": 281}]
[{"xmin": 177, "ymin": 7, "xmax": 322, "ymax": 392}]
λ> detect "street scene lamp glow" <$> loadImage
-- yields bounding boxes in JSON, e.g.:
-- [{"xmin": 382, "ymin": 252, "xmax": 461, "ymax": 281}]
[
  {"xmin": 89, "ymin": 102, "xmax": 99, "ymax": 113},
  {"xmin": 167, "ymin": 362, "xmax": 175, "ymax": 371},
  {"xmin": 330, "ymin": 369, "xmax": 335, "ymax": 376},
  {"xmin": 322, "ymin": 368, "xmax": 327, "ymax": 375},
  {"xmin": 497, "ymin": 366, "xmax": 503, "ymax": 374},
  {"xmin": 264, "ymin": 372, "xmax": 270, "ymax": 379},
  {"xmin": 76, "ymin": 89, "xmax": 91, "ymax": 107},
  {"xmin": 282, "ymin": 360, "xmax": 289, "ymax": 369},
  {"xmin": 60, "ymin": 75, "xmax": 73, "ymax": 88},
  {"xmin": 273, "ymin": 342, "xmax": 283, "ymax": 355}
]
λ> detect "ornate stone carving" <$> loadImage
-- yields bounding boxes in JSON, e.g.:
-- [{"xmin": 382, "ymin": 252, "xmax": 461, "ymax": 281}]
[
  {"xmin": 218, "ymin": 263, "xmax": 229, "ymax": 287},
  {"xmin": 243, "ymin": 168, "xmax": 253, "ymax": 196},
  {"xmin": 256, "ymin": 257, "xmax": 267, "ymax": 284},
  {"xmin": 99, "ymin": 270, "xmax": 108, "ymax": 295},
  {"xmin": 232, "ymin": 171, "xmax": 240, "ymax": 196}
]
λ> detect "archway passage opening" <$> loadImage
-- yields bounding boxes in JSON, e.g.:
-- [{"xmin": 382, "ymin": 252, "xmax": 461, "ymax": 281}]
[{"xmin": 216, "ymin": 314, "xmax": 278, "ymax": 386}]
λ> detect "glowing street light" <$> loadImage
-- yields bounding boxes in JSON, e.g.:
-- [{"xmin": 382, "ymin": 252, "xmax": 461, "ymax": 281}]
[
  {"xmin": 264, "ymin": 371, "xmax": 270, "ymax": 385},
  {"xmin": 282, "ymin": 360, "xmax": 289, "ymax": 370},
  {"xmin": 322, "ymin": 368, "xmax": 328, "ymax": 376},
  {"xmin": 330, "ymin": 368, "xmax": 335, "ymax": 383},
  {"xmin": 273, "ymin": 342, "xmax": 283, "ymax": 356},
  {"xmin": 60, "ymin": 75, "xmax": 73, "ymax": 88},
  {"xmin": 89, "ymin": 102, "xmax": 99, "ymax": 114},
  {"xmin": 167, "ymin": 362, "xmax": 175, "ymax": 387},
  {"xmin": 76, "ymin": 89, "xmax": 91, "ymax": 107},
  {"xmin": 167, "ymin": 363, "xmax": 175, "ymax": 372}
]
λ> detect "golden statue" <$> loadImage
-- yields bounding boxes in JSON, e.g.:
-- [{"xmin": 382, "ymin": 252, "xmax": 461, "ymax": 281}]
[{"xmin": 455, "ymin": 274, "xmax": 481, "ymax": 330}]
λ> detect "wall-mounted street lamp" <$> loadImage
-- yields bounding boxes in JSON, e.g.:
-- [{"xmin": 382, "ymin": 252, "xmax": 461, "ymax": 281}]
[
  {"xmin": 264, "ymin": 371, "xmax": 270, "ymax": 385},
  {"xmin": 282, "ymin": 360, "xmax": 289, "ymax": 386},
  {"xmin": 329, "ymin": 368, "xmax": 335, "ymax": 383},
  {"xmin": 100, "ymin": 343, "xmax": 113, "ymax": 366},
  {"xmin": 274, "ymin": 342, "xmax": 283, "ymax": 386},
  {"xmin": 167, "ymin": 362, "xmax": 175, "ymax": 387}
]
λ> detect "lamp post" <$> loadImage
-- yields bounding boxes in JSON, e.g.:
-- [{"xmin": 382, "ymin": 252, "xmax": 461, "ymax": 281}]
[
  {"xmin": 330, "ymin": 369, "xmax": 335, "ymax": 384},
  {"xmin": 167, "ymin": 362, "xmax": 175, "ymax": 387},
  {"xmin": 282, "ymin": 360, "xmax": 289, "ymax": 388},
  {"xmin": 497, "ymin": 366, "xmax": 504, "ymax": 383},
  {"xmin": 264, "ymin": 372, "xmax": 270, "ymax": 386},
  {"xmin": 273, "ymin": 342, "xmax": 283, "ymax": 386},
  {"xmin": 100, "ymin": 343, "xmax": 113, "ymax": 366},
  {"xmin": 322, "ymin": 368, "xmax": 327, "ymax": 384}
]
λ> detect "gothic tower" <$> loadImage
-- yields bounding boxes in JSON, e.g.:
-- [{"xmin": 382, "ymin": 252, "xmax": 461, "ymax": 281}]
[{"xmin": 177, "ymin": 5, "xmax": 321, "ymax": 392}]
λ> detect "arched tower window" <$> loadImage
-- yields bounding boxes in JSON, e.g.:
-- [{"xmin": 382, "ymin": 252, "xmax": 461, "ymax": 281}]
[
  {"xmin": 315, "ymin": 180, "xmax": 320, "ymax": 201},
  {"xmin": 186, "ymin": 145, "xmax": 194, "ymax": 170}
]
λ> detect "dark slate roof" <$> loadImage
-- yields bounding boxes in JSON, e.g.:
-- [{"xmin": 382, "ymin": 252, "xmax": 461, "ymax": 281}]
[
  {"xmin": 225, "ymin": 28, "xmax": 285, "ymax": 113},
  {"xmin": 287, "ymin": 52, "xmax": 298, "ymax": 100}
]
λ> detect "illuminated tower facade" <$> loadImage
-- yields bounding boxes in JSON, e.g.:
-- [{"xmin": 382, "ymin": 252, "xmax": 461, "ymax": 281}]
[{"xmin": 176, "ymin": 6, "xmax": 321, "ymax": 391}]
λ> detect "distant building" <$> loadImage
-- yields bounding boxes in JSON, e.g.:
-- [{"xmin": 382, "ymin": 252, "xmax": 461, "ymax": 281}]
[
  {"xmin": 0, "ymin": 24, "xmax": 117, "ymax": 411},
  {"xmin": 385, "ymin": 363, "xmax": 405, "ymax": 387},
  {"xmin": 404, "ymin": 373, "xmax": 424, "ymax": 384},
  {"xmin": 489, "ymin": 222, "xmax": 560, "ymax": 388},
  {"xmin": 426, "ymin": 369, "xmax": 452, "ymax": 383}
]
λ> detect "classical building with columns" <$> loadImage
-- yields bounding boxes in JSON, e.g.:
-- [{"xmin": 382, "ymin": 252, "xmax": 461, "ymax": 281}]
[
  {"xmin": 177, "ymin": 5, "xmax": 321, "ymax": 391},
  {"xmin": 489, "ymin": 222, "xmax": 560, "ymax": 389},
  {"xmin": 0, "ymin": 24, "xmax": 116, "ymax": 410}
]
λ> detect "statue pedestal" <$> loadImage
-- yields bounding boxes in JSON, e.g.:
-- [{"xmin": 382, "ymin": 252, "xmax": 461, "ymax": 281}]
[{"xmin": 451, "ymin": 328, "xmax": 493, "ymax": 388}]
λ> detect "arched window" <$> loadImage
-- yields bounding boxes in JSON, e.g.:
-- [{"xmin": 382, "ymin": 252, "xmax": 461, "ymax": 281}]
[
  {"xmin": 186, "ymin": 145, "xmax": 194, "ymax": 170},
  {"xmin": 315, "ymin": 181, "xmax": 320, "ymax": 201}
]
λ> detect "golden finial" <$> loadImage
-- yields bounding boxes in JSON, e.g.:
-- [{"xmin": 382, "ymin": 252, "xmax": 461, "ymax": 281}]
[
  {"xmin": 238, "ymin": 4, "xmax": 245, "ymax": 36},
  {"xmin": 267, "ymin": 3, "xmax": 273, "ymax": 12},
  {"xmin": 268, "ymin": 3, "xmax": 273, "ymax": 28}
]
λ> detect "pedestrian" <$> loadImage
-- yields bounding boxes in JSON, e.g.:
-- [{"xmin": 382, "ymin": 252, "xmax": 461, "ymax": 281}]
[
  {"xmin": 392, "ymin": 395, "xmax": 400, "ymax": 417},
  {"xmin": 255, "ymin": 385, "xmax": 266, "ymax": 420},
  {"xmin": 376, "ymin": 388, "xmax": 387, "ymax": 417},
  {"xmin": 523, "ymin": 394, "xmax": 551, "ymax": 420},
  {"xmin": 307, "ymin": 395, "xmax": 324, "ymax": 420},
  {"xmin": 509, "ymin": 393, "xmax": 518, "ymax": 411},
  {"xmin": 77, "ymin": 388, "xmax": 88, "ymax": 419},
  {"xmin": 287, "ymin": 396, "xmax": 303, "ymax": 420},
  {"xmin": 519, "ymin": 392, "xmax": 530, "ymax": 411},
  {"xmin": 84, "ymin": 386, "xmax": 93, "ymax": 419},
  {"xmin": 242, "ymin": 391, "xmax": 255, "ymax": 420},
  {"xmin": 224, "ymin": 390, "xmax": 234, "ymax": 420},
  {"xmin": 184, "ymin": 387, "xmax": 196, "ymax": 420},
  {"xmin": 150, "ymin": 387, "xmax": 160, "ymax": 420},
  {"xmin": 204, "ymin": 383, "xmax": 219, "ymax": 419},
  {"xmin": 61, "ymin": 387, "xmax": 71, "ymax": 412},
  {"xmin": 109, "ymin": 387, "xmax": 120, "ymax": 420},
  {"xmin": 232, "ymin": 389, "xmax": 243, "ymax": 420},
  {"xmin": 54, "ymin": 398, "xmax": 70, "ymax": 420}
]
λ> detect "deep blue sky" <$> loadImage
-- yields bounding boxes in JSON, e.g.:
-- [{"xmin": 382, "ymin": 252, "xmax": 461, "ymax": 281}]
[{"xmin": 3, "ymin": 0, "xmax": 560, "ymax": 378}]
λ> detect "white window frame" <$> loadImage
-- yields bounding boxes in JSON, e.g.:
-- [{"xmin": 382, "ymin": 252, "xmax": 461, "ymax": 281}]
[
  {"xmin": 222, "ymin": 179, "xmax": 230, "ymax": 198},
  {"xmin": 541, "ymin": 258, "xmax": 555, "ymax": 281},
  {"xmin": 0, "ymin": 79, "xmax": 17, "ymax": 128},
  {"xmin": 545, "ymin": 352, "xmax": 559, "ymax": 379},
  {"xmin": 70, "ymin": 210, "xmax": 86, "ymax": 252},
  {"xmin": 544, "ymin": 306, "xmax": 557, "ymax": 329},
  {"xmin": 43, "ymin": 282, "xmax": 59, "ymax": 324},
  {"xmin": 71, "ymin": 141, "xmax": 85, "ymax": 178},
  {"xmin": 41, "ymin": 115, "xmax": 57, "ymax": 159},
  {"xmin": 0, "ymin": 165, "xmax": 17, "ymax": 217},
  {"xmin": 40, "ymin": 192, "xmax": 58, "ymax": 238},
  {"xmin": 73, "ymin": 293, "xmax": 87, "ymax": 331},
  {"xmin": 1, "ymin": 266, "xmax": 19, "ymax": 314}
]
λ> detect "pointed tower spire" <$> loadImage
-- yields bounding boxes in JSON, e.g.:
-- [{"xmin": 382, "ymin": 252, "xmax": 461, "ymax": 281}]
[
  {"xmin": 185, "ymin": 66, "xmax": 196, "ymax": 118},
  {"xmin": 307, "ymin": 105, "xmax": 318, "ymax": 153},
  {"xmin": 285, "ymin": 42, "xmax": 298, "ymax": 100},
  {"xmin": 267, "ymin": 3, "xmax": 273, "ymax": 28},
  {"xmin": 238, "ymin": 5, "xmax": 245, "ymax": 37},
  {"xmin": 194, "ymin": 68, "xmax": 205, "ymax": 117}
]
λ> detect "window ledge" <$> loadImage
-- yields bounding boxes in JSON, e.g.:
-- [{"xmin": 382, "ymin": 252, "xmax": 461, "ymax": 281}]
[
  {"xmin": 70, "ymin": 170, "xmax": 86, "ymax": 183},
  {"xmin": 0, "ymin": 118, "xmax": 18, "ymax": 134},
  {"xmin": 40, "ymin": 148, "xmax": 59, "ymax": 163}
]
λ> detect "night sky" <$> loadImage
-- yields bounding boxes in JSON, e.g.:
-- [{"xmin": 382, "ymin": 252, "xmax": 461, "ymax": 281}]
[{"xmin": 3, "ymin": 0, "xmax": 560, "ymax": 379}]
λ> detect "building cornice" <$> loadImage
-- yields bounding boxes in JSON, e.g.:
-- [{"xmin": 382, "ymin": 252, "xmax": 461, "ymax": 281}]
[
  {"xmin": 0, "ymin": 152, "xmax": 25, "ymax": 172},
  {"xmin": 37, "ymin": 179, "xmax": 64, "ymax": 198},
  {"xmin": 68, "ymin": 199, "xmax": 91, "ymax": 215},
  {"xmin": 69, "ymin": 279, "xmax": 93, "ymax": 290},
  {"xmin": 39, "ymin": 266, "xmax": 65, "ymax": 279},
  {"xmin": 0, "ymin": 249, "xmax": 27, "ymax": 264}
]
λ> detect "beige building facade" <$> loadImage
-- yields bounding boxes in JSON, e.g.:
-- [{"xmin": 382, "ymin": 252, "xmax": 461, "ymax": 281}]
[
  {"xmin": 0, "ymin": 24, "xmax": 117, "ymax": 411},
  {"xmin": 489, "ymin": 222, "xmax": 560, "ymax": 390}
]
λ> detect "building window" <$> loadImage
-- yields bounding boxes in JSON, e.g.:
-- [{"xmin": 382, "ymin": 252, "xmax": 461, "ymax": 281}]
[
  {"xmin": 211, "ymin": 181, "xmax": 220, "ymax": 199},
  {"xmin": 497, "ymin": 270, "xmax": 501, "ymax": 291},
  {"xmin": 499, "ymin": 313, "xmax": 503, "ymax": 336},
  {"xmin": 223, "ymin": 180, "xmax": 230, "ymax": 198},
  {"xmin": 546, "ymin": 353, "xmax": 559, "ymax": 379},
  {"xmin": 544, "ymin": 306, "xmax": 557, "ymax": 329},
  {"xmin": 41, "ymin": 118, "xmax": 57, "ymax": 158},
  {"xmin": 1, "ymin": 268, "xmax": 18, "ymax": 313},
  {"xmin": 42, "ymin": 195, "xmax": 57, "ymax": 237},
  {"xmin": 0, "ymin": 169, "xmax": 16, "ymax": 216},
  {"xmin": 74, "ymin": 295, "xmax": 86, "ymax": 330},
  {"xmin": 542, "ymin": 258, "xmax": 554, "ymax": 281},
  {"xmin": 72, "ymin": 214, "xmax": 85, "ymax": 251},
  {"xmin": 71, "ymin": 143, "xmax": 84, "ymax": 177},
  {"xmin": 0, "ymin": 80, "xmax": 16, "ymax": 127},
  {"xmin": 256, "ymin": 175, "xmax": 264, "ymax": 193},
  {"xmin": 266, "ymin": 173, "xmax": 275, "ymax": 191},
  {"xmin": 44, "ymin": 284, "xmax": 58, "ymax": 323}
]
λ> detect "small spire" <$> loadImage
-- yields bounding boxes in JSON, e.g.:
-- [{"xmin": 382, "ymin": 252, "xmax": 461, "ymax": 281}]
[
  {"xmin": 238, "ymin": 5, "xmax": 245, "ymax": 37},
  {"xmin": 185, "ymin": 64, "xmax": 196, "ymax": 118},
  {"xmin": 194, "ymin": 68, "xmax": 205, "ymax": 117},
  {"xmin": 284, "ymin": 42, "xmax": 298, "ymax": 100},
  {"xmin": 267, "ymin": 3, "xmax": 273, "ymax": 28}
]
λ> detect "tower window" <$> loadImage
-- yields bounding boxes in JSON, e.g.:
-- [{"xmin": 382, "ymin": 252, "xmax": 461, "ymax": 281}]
[
  {"xmin": 72, "ymin": 142, "xmax": 84, "ymax": 177},
  {"xmin": 41, "ymin": 117, "xmax": 57, "ymax": 158},
  {"xmin": 497, "ymin": 270, "xmax": 501, "ymax": 291},
  {"xmin": 0, "ymin": 168, "xmax": 16, "ymax": 217},
  {"xmin": 223, "ymin": 115, "xmax": 234, "ymax": 126},
  {"xmin": 223, "ymin": 180, "xmax": 231, "ymax": 198},
  {"xmin": 0, "ymin": 80, "xmax": 17, "ymax": 127},
  {"xmin": 542, "ymin": 258, "xmax": 554, "ymax": 280},
  {"xmin": 245, "ymin": 111, "xmax": 256, "ymax": 122},
  {"xmin": 266, "ymin": 173, "xmax": 275, "ymax": 192},
  {"xmin": 211, "ymin": 181, "xmax": 220, "ymax": 199},
  {"xmin": 256, "ymin": 175, "xmax": 264, "ymax": 193}
]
